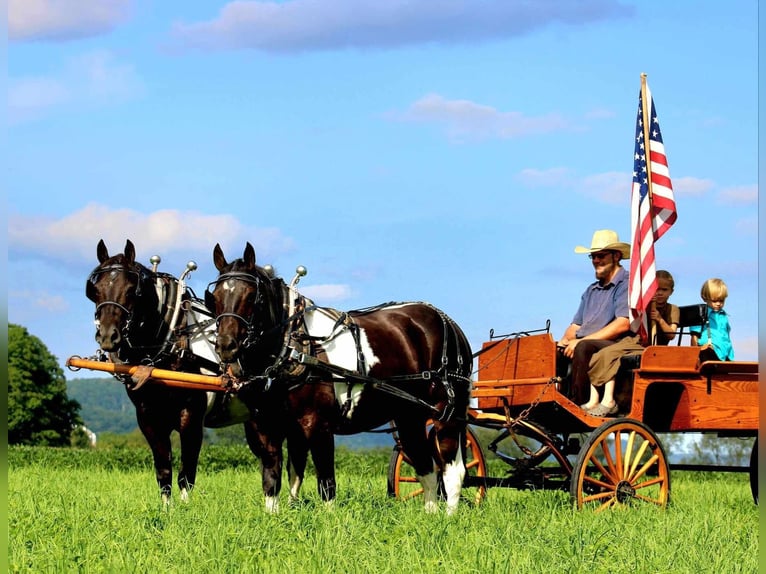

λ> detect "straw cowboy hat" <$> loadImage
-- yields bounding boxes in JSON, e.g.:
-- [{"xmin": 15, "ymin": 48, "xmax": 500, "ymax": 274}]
[{"xmin": 574, "ymin": 229, "xmax": 631, "ymax": 259}]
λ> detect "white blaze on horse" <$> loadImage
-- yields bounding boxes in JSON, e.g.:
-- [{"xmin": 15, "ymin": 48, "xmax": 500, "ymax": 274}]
[{"xmin": 207, "ymin": 242, "xmax": 473, "ymax": 514}]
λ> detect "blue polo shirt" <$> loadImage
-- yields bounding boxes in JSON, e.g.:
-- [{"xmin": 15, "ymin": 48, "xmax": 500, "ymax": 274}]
[{"xmin": 572, "ymin": 266, "xmax": 630, "ymax": 338}]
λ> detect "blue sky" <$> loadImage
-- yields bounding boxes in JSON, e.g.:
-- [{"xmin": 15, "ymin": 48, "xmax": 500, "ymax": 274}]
[{"xmin": 7, "ymin": 0, "xmax": 760, "ymax": 378}]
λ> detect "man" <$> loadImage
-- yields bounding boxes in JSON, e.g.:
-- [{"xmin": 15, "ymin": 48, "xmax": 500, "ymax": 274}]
[{"xmin": 558, "ymin": 229, "xmax": 632, "ymax": 407}]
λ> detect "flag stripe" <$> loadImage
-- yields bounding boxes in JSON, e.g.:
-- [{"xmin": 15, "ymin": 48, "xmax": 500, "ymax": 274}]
[{"xmin": 629, "ymin": 81, "xmax": 677, "ymax": 343}]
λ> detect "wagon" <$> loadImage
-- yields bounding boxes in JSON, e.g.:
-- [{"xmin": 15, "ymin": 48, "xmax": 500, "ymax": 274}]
[{"xmin": 387, "ymin": 325, "xmax": 759, "ymax": 510}]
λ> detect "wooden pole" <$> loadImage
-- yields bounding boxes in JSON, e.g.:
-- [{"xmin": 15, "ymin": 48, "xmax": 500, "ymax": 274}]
[
  {"xmin": 66, "ymin": 356, "xmax": 231, "ymax": 392},
  {"xmin": 640, "ymin": 72, "xmax": 654, "ymax": 200}
]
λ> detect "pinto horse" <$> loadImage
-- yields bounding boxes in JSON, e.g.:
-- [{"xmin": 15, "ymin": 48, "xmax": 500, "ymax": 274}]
[
  {"xmin": 208, "ymin": 242, "xmax": 473, "ymax": 513},
  {"xmin": 86, "ymin": 239, "xmax": 243, "ymax": 503}
]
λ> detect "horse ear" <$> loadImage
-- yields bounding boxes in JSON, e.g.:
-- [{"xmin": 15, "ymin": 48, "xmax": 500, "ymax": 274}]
[
  {"xmin": 97, "ymin": 239, "xmax": 109, "ymax": 263},
  {"xmin": 213, "ymin": 243, "xmax": 227, "ymax": 272},
  {"xmin": 244, "ymin": 242, "xmax": 256, "ymax": 267},
  {"xmin": 124, "ymin": 240, "xmax": 136, "ymax": 264}
]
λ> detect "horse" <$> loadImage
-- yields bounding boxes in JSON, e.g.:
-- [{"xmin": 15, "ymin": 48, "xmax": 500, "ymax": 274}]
[
  {"xmin": 207, "ymin": 242, "xmax": 473, "ymax": 513},
  {"xmin": 86, "ymin": 239, "xmax": 247, "ymax": 503}
]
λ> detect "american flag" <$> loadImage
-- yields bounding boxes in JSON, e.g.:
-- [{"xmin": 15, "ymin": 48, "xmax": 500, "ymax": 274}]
[{"xmin": 629, "ymin": 79, "xmax": 677, "ymax": 342}]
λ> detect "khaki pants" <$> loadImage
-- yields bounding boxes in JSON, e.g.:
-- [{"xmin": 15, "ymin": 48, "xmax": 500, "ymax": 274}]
[{"xmin": 587, "ymin": 334, "xmax": 643, "ymax": 387}]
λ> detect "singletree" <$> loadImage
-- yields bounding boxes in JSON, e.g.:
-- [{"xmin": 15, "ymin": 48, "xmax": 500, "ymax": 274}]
[{"xmin": 8, "ymin": 323, "xmax": 82, "ymax": 445}]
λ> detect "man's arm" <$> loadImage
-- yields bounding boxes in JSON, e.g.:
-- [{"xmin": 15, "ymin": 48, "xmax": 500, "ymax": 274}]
[{"xmin": 579, "ymin": 316, "xmax": 631, "ymax": 342}]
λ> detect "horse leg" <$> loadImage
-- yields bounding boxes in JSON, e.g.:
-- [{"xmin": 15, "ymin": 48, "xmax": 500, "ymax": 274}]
[
  {"xmin": 244, "ymin": 420, "xmax": 283, "ymax": 513},
  {"xmin": 176, "ymin": 409, "xmax": 205, "ymax": 503},
  {"xmin": 139, "ymin": 423, "xmax": 173, "ymax": 505},
  {"xmin": 396, "ymin": 419, "xmax": 439, "ymax": 513},
  {"xmin": 309, "ymin": 430, "xmax": 336, "ymax": 505},
  {"xmin": 435, "ymin": 425, "xmax": 465, "ymax": 515},
  {"xmin": 286, "ymin": 434, "xmax": 308, "ymax": 507}
]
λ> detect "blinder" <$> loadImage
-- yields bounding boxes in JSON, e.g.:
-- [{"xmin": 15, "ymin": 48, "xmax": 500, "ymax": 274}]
[{"xmin": 86, "ymin": 264, "xmax": 145, "ymax": 303}]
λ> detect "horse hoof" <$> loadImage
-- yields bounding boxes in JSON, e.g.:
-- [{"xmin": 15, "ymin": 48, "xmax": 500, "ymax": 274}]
[{"xmin": 265, "ymin": 496, "xmax": 280, "ymax": 514}]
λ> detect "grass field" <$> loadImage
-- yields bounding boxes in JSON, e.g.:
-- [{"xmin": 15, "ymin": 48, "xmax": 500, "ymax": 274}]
[{"xmin": 8, "ymin": 445, "xmax": 758, "ymax": 574}]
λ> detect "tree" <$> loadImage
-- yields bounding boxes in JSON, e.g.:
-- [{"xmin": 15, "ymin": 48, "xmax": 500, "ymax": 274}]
[{"xmin": 8, "ymin": 323, "xmax": 82, "ymax": 446}]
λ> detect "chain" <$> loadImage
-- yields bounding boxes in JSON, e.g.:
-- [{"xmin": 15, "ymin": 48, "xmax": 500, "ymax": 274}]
[{"xmin": 508, "ymin": 375, "xmax": 560, "ymax": 428}]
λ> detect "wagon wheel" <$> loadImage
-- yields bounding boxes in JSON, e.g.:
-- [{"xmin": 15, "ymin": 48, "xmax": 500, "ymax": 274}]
[
  {"xmin": 750, "ymin": 438, "xmax": 758, "ymax": 504},
  {"xmin": 387, "ymin": 425, "xmax": 487, "ymax": 505},
  {"xmin": 570, "ymin": 419, "xmax": 670, "ymax": 511}
]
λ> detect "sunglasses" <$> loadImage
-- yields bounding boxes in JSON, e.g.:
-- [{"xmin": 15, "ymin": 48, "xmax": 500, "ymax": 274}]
[{"xmin": 588, "ymin": 251, "xmax": 616, "ymax": 260}]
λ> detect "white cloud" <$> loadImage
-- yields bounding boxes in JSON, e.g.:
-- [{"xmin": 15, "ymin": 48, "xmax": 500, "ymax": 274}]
[
  {"xmin": 7, "ymin": 76, "xmax": 70, "ymax": 123},
  {"xmin": 9, "ymin": 0, "xmax": 131, "ymax": 42},
  {"xmin": 9, "ymin": 290, "xmax": 69, "ymax": 313},
  {"xmin": 300, "ymin": 284, "xmax": 353, "ymax": 302},
  {"xmin": 9, "ymin": 50, "xmax": 144, "ymax": 124},
  {"xmin": 169, "ymin": 0, "xmax": 632, "ymax": 53},
  {"xmin": 579, "ymin": 171, "xmax": 630, "ymax": 205},
  {"xmin": 717, "ymin": 184, "xmax": 757, "ymax": 205},
  {"xmin": 673, "ymin": 176, "xmax": 714, "ymax": 197},
  {"xmin": 392, "ymin": 93, "xmax": 570, "ymax": 142},
  {"xmin": 8, "ymin": 203, "xmax": 295, "ymax": 264}
]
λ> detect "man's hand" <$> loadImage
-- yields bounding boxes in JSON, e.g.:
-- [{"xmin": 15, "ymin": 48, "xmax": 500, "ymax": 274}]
[{"xmin": 558, "ymin": 338, "xmax": 579, "ymax": 359}]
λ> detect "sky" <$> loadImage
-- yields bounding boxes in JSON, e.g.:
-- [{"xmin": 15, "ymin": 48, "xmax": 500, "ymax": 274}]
[{"xmin": 7, "ymin": 0, "xmax": 761, "ymax": 380}]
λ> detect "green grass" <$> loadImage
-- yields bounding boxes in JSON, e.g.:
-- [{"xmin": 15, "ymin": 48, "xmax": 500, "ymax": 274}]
[{"xmin": 8, "ymin": 446, "xmax": 758, "ymax": 574}]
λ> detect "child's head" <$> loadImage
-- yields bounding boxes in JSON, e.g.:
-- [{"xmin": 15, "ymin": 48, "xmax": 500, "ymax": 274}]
[
  {"xmin": 701, "ymin": 278, "xmax": 728, "ymax": 312},
  {"xmin": 654, "ymin": 270, "xmax": 675, "ymax": 306}
]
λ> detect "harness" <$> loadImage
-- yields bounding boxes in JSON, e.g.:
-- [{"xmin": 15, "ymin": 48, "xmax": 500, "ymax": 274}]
[
  {"xmin": 89, "ymin": 262, "xmax": 217, "ymax": 377},
  {"xmin": 215, "ymin": 280, "xmax": 472, "ymax": 422}
]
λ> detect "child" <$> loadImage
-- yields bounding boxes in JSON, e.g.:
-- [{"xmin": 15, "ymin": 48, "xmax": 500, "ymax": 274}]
[
  {"xmin": 649, "ymin": 270, "xmax": 681, "ymax": 345},
  {"xmin": 692, "ymin": 278, "xmax": 734, "ymax": 362}
]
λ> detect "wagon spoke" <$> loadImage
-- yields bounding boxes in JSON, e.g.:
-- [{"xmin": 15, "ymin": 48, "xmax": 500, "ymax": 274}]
[
  {"xmin": 465, "ymin": 459, "xmax": 481, "ymax": 471},
  {"xmin": 583, "ymin": 475, "xmax": 615, "ymax": 491},
  {"xmin": 629, "ymin": 492, "xmax": 666, "ymax": 506},
  {"xmin": 589, "ymin": 452, "xmax": 617, "ymax": 484},
  {"xmin": 613, "ymin": 429, "xmax": 623, "ymax": 476},
  {"xmin": 583, "ymin": 490, "xmax": 615, "ymax": 504},
  {"xmin": 401, "ymin": 488, "xmax": 425, "ymax": 500},
  {"xmin": 631, "ymin": 475, "xmax": 665, "ymax": 490},
  {"xmin": 627, "ymin": 454, "xmax": 659, "ymax": 483},
  {"xmin": 594, "ymin": 496, "xmax": 618, "ymax": 513},
  {"xmin": 599, "ymin": 436, "xmax": 619, "ymax": 481},
  {"xmin": 627, "ymin": 439, "xmax": 651, "ymax": 480},
  {"xmin": 623, "ymin": 430, "xmax": 637, "ymax": 477}
]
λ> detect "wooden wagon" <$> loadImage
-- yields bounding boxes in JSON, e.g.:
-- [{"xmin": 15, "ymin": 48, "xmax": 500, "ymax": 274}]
[{"xmin": 387, "ymin": 327, "xmax": 759, "ymax": 511}]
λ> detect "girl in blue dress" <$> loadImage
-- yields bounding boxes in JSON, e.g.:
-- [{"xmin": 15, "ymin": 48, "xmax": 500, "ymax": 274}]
[{"xmin": 692, "ymin": 278, "xmax": 734, "ymax": 361}]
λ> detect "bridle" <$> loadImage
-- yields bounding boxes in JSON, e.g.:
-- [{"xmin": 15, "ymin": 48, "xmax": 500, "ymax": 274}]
[
  {"xmin": 206, "ymin": 271, "xmax": 271, "ymax": 351},
  {"xmin": 87, "ymin": 262, "xmax": 155, "ymax": 351}
]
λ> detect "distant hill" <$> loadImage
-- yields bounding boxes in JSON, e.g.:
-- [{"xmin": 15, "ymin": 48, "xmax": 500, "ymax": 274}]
[{"xmin": 67, "ymin": 378, "xmax": 138, "ymax": 435}]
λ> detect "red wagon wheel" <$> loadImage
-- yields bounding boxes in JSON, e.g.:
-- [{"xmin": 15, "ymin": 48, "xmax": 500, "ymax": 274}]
[
  {"xmin": 387, "ymin": 424, "xmax": 487, "ymax": 505},
  {"xmin": 570, "ymin": 419, "xmax": 670, "ymax": 511}
]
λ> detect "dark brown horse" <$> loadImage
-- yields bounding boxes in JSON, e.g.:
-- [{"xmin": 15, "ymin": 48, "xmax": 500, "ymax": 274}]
[
  {"xmin": 207, "ymin": 242, "xmax": 473, "ymax": 513},
  {"xmin": 86, "ymin": 239, "xmax": 246, "ymax": 503}
]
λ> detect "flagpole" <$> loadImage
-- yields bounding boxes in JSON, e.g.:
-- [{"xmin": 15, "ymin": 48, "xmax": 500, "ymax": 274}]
[
  {"xmin": 640, "ymin": 72, "xmax": 653, "ymax": 199},
  {"xmin": 640, "ymin": 72, "xmax": 657, "ymax": 343}
]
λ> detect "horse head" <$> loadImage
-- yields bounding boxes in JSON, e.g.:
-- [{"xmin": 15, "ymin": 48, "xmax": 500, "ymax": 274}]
[
  {"xmin": 208, "ymin": 242, "xmax": 284, "ymax": 370},
  {"xmin": 86, "ymin": 239, "xmax": 159, "ymax": 356}
]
